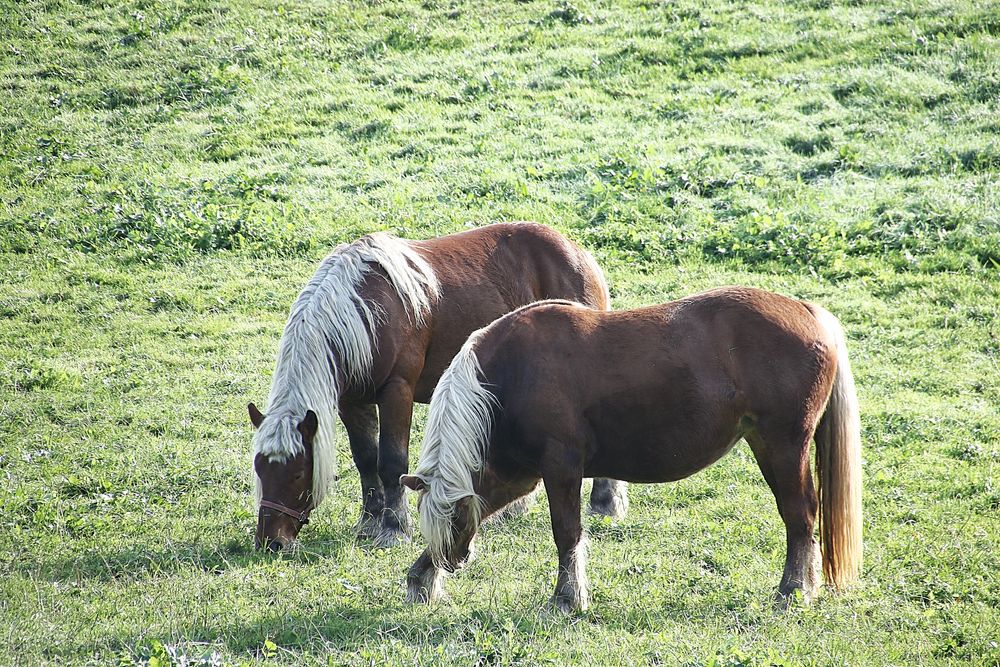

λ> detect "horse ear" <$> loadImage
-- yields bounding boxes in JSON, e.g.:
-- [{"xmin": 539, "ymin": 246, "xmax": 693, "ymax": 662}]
[
  {"xmin": 248, "ymin": 403, "xmax": 264, "ymax": 429},
  {"xmin": 400, "ymin": 474, "xmax": 427, "ymax": 492},
  {"xmin": 298, "ymin": 409, "xmax": 319, "ymax": 442}
]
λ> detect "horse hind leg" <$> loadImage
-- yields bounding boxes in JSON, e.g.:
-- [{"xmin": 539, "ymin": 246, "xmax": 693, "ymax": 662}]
[
  {"xmin": 492, "ymin": 476, "xmax": 619, "ymax": 524},
  {"xmin": 588, "ymin": 478, "xmax": 629, "ymax": 520},
  {"xmin": 745, "ymin": 427, "xmax": 820, "ymax": 606},
  {"xmin": 486, "ymin": 482, "xmax": 540, "ymax": 523}
]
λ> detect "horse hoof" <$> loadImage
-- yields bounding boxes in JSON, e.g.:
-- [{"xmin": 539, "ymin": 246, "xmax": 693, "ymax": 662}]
[
  {"xmin": 545, "ymin": 594, "xmax": 586, "ymax": 615},
  {"xmin": 406, "ymin": 585, "xmax": 430, "ymax": 604},
  {"xmin": 354, "ymin": 514, "xmax": 382, "ymax": 539},
  {"xmin": 588, "ymin": 480, "xmax": 629, "ymax": 520},
  {"xmin": 372, "ymin": 527, "xmax": 411, "ymax": 549},
  {"xmin": 587, "ymin": 503, "xmax": 625, "ymax": 521},
  {"xmin": 774, "ymin": 587, "xmax": 813, "ymax": 609},
  {"xmin": 406, "ymin": 571, "xmax": 445, "ymax": 604},
  {"xmin": 587, "ymin": 496, "xmax": 628, "ymax": 521}
]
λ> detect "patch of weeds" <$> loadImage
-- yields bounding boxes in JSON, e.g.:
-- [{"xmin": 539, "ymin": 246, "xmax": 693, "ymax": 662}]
[
  {"xmin": 147, "ymin": 289, "xmax": 193, "ymax": 312},
  {"xmin": 456, "ymin": 172, "xmax": 531, "ymax": 202},
  {"xmin": 848, "ymin": 194, "xmax": 997, "ymax": 270},
  {"xmin": 577, "ymin": 221, "xmax": 685, "ymax": 265},
  {"xmin": 459, "ymin": 618, "xmax": 559, "ymax": 666},
  {"xmin": 59, "ymin": 474, "xmax": 114, "ymax": 499},
  {"xmin": 391, "ymin": 143, "xmax": 430, "ymax": 160},
  {"xmin": 590, "ymin": 152, "xmax": 666, "ymax": 193},
  {"xmin": 159, "ymin": 63, "xmax": 248, "ymax": 109},
  {"xmin": 130, "ymin": 640, "xmax": 224, "ymax": 667},
  {"xmin": 64, "ymin": 175, "xmax": 314, "ymax": 260},
  {"xmin": 10, "ymin": 360, "xmax": 80, "ymax": 392},
  {"xmin": 541, "ymin": 1, "xmax": 595, "ymax": 26},
  {"xmin": 955, "ymin": 145, "xmax": 1000, "ymax": 173},
  {"xmin": 951, "ymin": 443, "xmax": 991, "ymax": 461},
  {"xmin": 381, "ymin": 24, "xmax": 432, "ymax": 52},
  {"xmin": 350, "ymin": 119, "xmax": 392, "ymax": 141},
  {"xmin": 703, "ymin": 210, "xmax": 847, "ymax": 270}
]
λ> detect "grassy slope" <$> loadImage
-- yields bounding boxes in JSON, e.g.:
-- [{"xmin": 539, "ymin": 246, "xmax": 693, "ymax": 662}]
[{"xmin": 1, "ymin": 0, "xmax": 999, "ymax": 664}]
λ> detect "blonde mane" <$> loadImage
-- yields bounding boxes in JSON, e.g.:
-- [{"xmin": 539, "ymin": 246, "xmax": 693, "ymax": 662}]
[
  {"xmin": 413, "ymin": 299, "xmax": 587, "ymax": 563},
  {"xmin": 253, "ymin": 233, "xmax": 440, "ymax": 507},
  {"xmin": 412, "ymin": 328, "xmax": 495, "ymax": 564}
]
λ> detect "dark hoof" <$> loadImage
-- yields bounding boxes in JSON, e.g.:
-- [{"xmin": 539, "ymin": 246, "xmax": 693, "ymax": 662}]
[
  {"xmin": 372, "ymin": 526, "xmax": 411, "ymax": 549},
  {"xmin": 545, "ymin": 593, "xmax": 587, "ymax": 615},
  {"xmin": 587, "ymin": 496, "xmax": 628, "ymax": 521},
  {"xmin": 588, "ymin": 480, "xmax": 629, "ymax": 520},
  {"xmin": 406, "ymin": 568, "xmax": 445, "ymax": 603},
  {"xmin": 354, "ymin": 512, "xmax": 382, "ymax": 540}
]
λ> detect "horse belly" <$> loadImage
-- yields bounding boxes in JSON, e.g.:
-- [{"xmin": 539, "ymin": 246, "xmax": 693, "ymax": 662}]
[{"xmin": 583, "ymin": 393, "xmax": 746, "ymax": 484}]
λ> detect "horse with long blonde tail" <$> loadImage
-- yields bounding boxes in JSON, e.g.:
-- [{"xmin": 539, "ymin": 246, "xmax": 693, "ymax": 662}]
[{"xmin": 402, "ymin": 286, "xmax": 862, "ymax": 611}]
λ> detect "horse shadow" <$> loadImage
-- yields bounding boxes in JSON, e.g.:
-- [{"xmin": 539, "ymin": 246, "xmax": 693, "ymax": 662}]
[
  {"xmin": 36, "ymin": 520, "xmax": 793, "ymax": 663},
  {"xmin": 15, "ymin": 528, "xmax": 358, "ymax": 584}
]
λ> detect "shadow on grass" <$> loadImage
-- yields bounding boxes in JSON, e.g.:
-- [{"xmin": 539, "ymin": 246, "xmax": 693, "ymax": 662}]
[
  {"xmin": 14, "ymin": 531, "xmax": 358, "ymax": 583},
  {"xmin": 62, "ymin": 600, "xmax": 572, "ymax": 662},
  {"xmin": 84, "ymin": 579, "xmax": 782, "ymax": 660}
]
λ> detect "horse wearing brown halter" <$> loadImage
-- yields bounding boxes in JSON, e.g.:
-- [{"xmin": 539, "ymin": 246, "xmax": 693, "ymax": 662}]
[
  {"xmin": 248, "ymin": 222, "xmax": 628, "ymax": 550},
  {"xmin": 402, "ymin": 287, "xmax": 862, "ymax": 611}
]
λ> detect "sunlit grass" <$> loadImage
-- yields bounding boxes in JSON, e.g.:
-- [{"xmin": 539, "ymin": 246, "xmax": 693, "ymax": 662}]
[{"xmin": 2, "ymin": 0, "xmax": 998, "ymax": 664}]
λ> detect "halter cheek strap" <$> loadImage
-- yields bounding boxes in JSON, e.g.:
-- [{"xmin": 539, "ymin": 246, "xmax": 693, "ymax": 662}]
[{"xmin": 259, "ymin": 498, "xmax": 312, "ymax": 525}]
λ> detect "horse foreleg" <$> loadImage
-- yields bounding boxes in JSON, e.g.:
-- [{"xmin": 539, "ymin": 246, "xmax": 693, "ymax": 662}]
[
  {"xmin": 588, "ymin": 478, "xmax": 629, "ymax": 520},
  {"xmin": 746, "ymin": 429, "xmax": 820, "ymax": 605},
  {"xmin": 375, "ymin": 377, "xmax": 415, "ymax": 547},
  {"xmin": 340, "ymin": 403, "xmax": 383, "ymax": 539},
  {"xmin": 406, "ymin": 548, "xmax": 445, "ymax": 603},
  {"xmin": 476, "ymin": 470, "xmax": 543, "ymax": 538},
  {"xmin": 544, "ymin": 461, "xmax": 588, "ymax": 613}
]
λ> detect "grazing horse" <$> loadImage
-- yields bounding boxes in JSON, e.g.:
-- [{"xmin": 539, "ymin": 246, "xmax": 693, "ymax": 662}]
[
  {"xmin": 402, "ymin": 287, "xmax": 862, "ymax": 611},
  {"xmin": 248, "ymin": 222, "xmax": 628, "ymax": 550}
]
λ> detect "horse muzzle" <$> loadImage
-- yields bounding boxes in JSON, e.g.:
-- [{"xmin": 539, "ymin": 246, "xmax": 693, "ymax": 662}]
[{"xmin": 255, "ymin": 498, "xmax": 312, "ymax": 551}]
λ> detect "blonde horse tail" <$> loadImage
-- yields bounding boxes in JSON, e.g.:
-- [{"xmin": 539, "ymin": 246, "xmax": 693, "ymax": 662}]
[{"xmin": 813, "ymin": 306, "xmax": 863, "ymax": 591}]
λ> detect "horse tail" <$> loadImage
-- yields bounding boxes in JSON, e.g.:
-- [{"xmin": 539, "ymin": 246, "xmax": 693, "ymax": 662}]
[
  {"xmin": 412, "ymin": 329, "xmax": 497, "ymax": 566},
  {"xmin": 812, "ymin": 306, "xmax": 863, "ymax": 591}
]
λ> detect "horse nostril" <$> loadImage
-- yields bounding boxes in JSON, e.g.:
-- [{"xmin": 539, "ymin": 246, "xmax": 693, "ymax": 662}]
[{"xmin": 255, "ymin": 534, "xmax": 285, "ymax": 552}]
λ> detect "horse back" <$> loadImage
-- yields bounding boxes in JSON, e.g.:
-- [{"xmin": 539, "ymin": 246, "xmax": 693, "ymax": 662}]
[
  {"xmin": 354, "ymin": 223, "xmax": 608, "ymax": 403},
  {"xmin": 413, "ymin": 222, "xmax": 608, "ymax": 311}
]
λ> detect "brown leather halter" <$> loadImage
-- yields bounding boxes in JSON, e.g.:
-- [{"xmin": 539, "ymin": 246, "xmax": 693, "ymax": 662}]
[{"xmin": 259, "ymin": 498, "xmax": 312, "ymax": 525}]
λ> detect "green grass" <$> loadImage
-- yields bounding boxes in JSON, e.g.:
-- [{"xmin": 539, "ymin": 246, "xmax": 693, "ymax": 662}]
[{"xmin": 1, "ymin": 0, "xmax": 999, "ymax": 664}]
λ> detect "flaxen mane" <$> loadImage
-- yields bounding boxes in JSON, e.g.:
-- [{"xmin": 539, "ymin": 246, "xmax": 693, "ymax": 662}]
[
  {"xmin": 253, "ymin": 233, "xmax": 440, "ymax": 506},
  {"xmin": 413, "ymin": 299, "xmax": 585, "ymax": 564}
]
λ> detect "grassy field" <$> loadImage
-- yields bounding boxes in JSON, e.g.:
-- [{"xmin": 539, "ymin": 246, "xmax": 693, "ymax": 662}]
[{"xmin": 2, "ymin": 0, "xmax": 999, "ymax": 664}]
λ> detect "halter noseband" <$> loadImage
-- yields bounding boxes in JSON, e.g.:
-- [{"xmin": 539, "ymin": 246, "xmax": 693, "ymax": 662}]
[{"xmin": 259, "ymin": 498, "xmax": 312, "ymax": 525}]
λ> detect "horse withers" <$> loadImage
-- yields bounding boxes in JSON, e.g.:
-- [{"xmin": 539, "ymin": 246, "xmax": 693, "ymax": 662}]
[
  {"xmin": 402, "ymin": 287, "xmax": 862, "ymax": 611},
  {"xmin": 248, "ymin": 222, "xmax": 628, "ymax": 550}
]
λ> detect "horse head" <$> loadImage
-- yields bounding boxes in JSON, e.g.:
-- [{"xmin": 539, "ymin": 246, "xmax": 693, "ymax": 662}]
[
  {"xmin": 401, "ymin": 474, "xmax": 479, "ymax": 573},
  {"xmin": 249, "ymin": 403, "xmax": 318, "ymax": 551}
]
